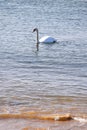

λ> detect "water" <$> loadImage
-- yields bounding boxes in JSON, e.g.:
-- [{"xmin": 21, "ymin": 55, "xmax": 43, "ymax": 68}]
[{"xmin": 0, "ymin": 0, "xmax": 87, "ymax": 129}]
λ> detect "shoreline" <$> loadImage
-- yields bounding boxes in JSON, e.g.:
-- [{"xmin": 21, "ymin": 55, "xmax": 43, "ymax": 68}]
[
  {"xmin": 0, "ymin": 114, "xmax": 87, "ymax": 130},
  {"xmin": 0, "ymin": 109, "xmax": 87, "ymax": 130}
]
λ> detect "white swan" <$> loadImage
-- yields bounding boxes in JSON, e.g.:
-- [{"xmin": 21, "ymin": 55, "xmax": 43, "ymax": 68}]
[{"xmin": 33, "ymin": 28, "xmax": 57, "ymax": 51}]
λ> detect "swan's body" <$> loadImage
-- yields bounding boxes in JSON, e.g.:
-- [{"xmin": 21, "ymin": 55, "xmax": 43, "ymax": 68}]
[
  {"xmin": 33, "ymin": 28, "xmax": 57, "ymax": 51},
  {"xmin": 39, "ymin": 36, "xmax": 56, "ymax": 43}
]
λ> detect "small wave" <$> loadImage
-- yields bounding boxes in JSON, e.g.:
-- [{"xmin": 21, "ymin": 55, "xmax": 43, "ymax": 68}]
[
  {"xmin": 0, "ymin": 112, "xmax": 72, "ymax": 121},
  {"xmin": 0, "ymin": 111, "xmax": 87, "ymax": 123}
]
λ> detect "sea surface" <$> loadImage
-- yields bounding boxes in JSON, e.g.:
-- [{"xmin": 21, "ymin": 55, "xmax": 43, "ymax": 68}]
[{"xmin": 0, "ymin": 0, "xmax": 87, "ymax": 129}]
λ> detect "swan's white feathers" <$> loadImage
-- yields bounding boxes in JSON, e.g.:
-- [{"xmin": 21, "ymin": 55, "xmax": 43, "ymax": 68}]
[{"xmin": 39, "ymin": 36, "xmax": 57, "ymax": 43}]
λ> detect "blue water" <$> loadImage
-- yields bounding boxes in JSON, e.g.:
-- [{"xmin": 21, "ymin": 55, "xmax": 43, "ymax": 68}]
[{"xmin": 0, "ymin": 0, "xmax": 87, "ymax": 113}]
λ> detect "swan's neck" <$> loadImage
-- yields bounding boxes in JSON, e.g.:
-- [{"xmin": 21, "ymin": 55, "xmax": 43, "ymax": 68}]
[
  {"xmin": 36, "ymin": 29, "xmax": 39, "ymax": 51},
  {"xmin": 36, "ymin": 29, "xmax": 39, "ymax": 43}
]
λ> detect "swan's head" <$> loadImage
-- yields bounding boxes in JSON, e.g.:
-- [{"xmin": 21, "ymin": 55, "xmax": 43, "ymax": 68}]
[{"xmin": 33, "ymin": 28, "xmax": 38, "ymax": 32}]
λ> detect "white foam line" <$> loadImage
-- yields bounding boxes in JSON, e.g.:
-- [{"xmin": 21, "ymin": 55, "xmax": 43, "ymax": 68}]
[{"xmin": 73, "ymin": 117, "xmax": 87, "ymax": 123}]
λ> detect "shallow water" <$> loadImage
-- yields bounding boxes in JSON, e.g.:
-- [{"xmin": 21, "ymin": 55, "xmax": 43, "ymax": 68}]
[{"xmin": 0, "ymin": 0, "xmax": 87, "ymax": 129}]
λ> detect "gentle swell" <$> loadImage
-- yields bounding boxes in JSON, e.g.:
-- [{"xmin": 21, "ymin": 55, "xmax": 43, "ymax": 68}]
[{"xmin": 0, "ymin": 111, "xmax": 87, "ymax": 123}]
